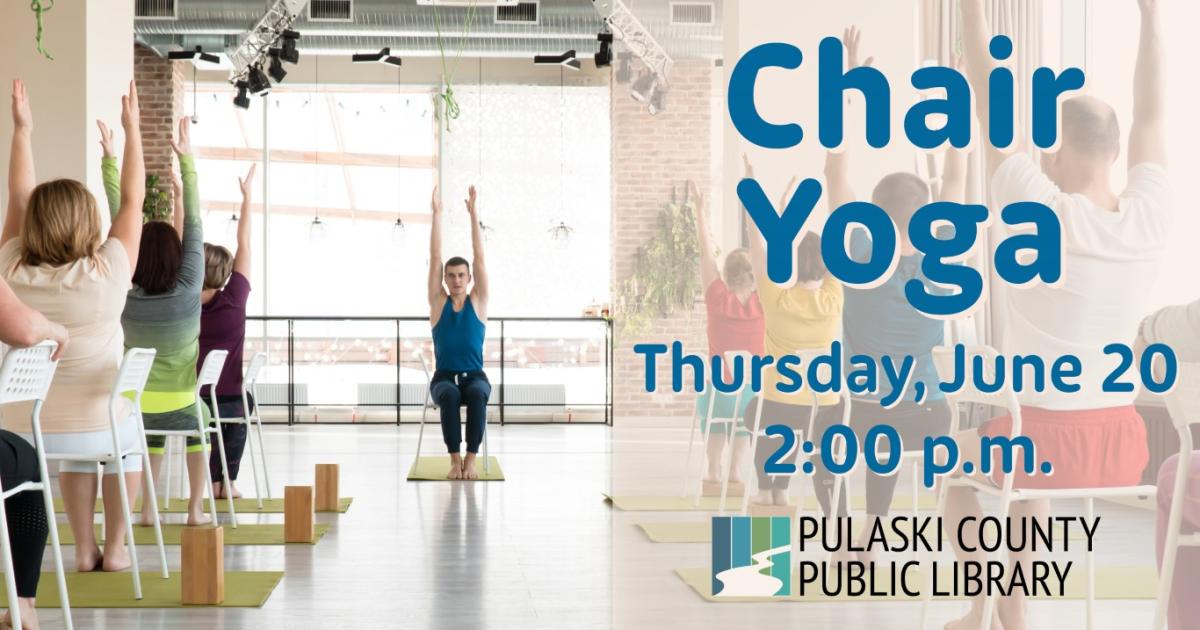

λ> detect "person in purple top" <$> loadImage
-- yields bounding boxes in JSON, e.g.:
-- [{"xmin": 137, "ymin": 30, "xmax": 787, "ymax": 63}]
[{"xmin": 198, "ymin": 164, "xmax": 256, "ymax": 500}]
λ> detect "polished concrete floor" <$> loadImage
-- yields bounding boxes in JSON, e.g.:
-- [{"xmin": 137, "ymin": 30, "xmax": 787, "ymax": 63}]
[{"xmin": 31, "ymin": 421, "xmax": 1161, "ymax": 629}]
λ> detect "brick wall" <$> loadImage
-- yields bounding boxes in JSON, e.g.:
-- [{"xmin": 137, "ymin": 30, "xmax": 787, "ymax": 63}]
[
  {"xmin": 133, "ymin": 44, "xmax": 184, "ymax": 200},
  {"xmin": 611, "ymin": 60, "xmax": 715, "ymax": 419}
]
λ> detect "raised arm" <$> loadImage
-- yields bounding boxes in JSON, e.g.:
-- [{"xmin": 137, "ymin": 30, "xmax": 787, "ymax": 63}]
[
  {"xmin": 466, "ymin": 185, "xmax": 488, "ymax": 306},
  {"xmin": 171, "ymin": 117, "xmax": 204, "ymax": 290},
  {"xmin": 98, "ymin": 120, "xmax": 122, "ymax": 220},
  {"xmin": 1129, "ymin": 0, "xmax": 1166, "ymax": 169},
  {"xmin": 109, "ymin": 81, "xmax": 145, "ymax": 272},
  {"xmin": 233, "ymin": 163, "xmax": 256, "ymax": 278},
  {"xmin": 939, "ymin": 146, "xmax": 969, "ymax": 203},
  {"xmin": 170, "ymin": 166, "xmax": 184, "ymax": 237},
  {"xmin": 0, "ymin": 278, "xmax": 69, "ymax": 359},
  {"xmin": 825, "ymin": 26, "xmax": 872, "ymax": 211},
  {"xmin": 427, "ymin": 186, "xmax": 446, "ymax": 306},
  {"xmin": 960, "ymin": 0, "xmax": 1021, "ymax": 178},
  {"xmin": 689, "ymin": 179, "xmax": 719, "ymax": 289},
  {"xmin": 3, "ymin": 80, "xmax": 36, "ymax": 247},
  {"xmin": 741, "ymin": 154, "xmax": 767, "ymax": 279}
]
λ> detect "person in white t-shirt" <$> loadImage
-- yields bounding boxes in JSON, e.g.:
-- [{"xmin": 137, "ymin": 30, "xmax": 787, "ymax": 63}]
[{"xmin": 943, "ymin": 2, "xmax": 1169, "ymax": 629}]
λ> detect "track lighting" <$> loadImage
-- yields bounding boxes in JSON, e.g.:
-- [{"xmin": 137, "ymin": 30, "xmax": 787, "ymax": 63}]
[
  {"xmin": 268, "ymin": 50, "xmax": 287, "ymax": 83},
  {"xmin": 168, "ymin": 45, "xmax": 220, "ymax": 64},
  {"xmin": 279, "ymin": 29, "xmax": 301, "ymax": 64},
  {"xmin": 233, "ymin": 81, "xmax": 251, "ymax": 109},
  {"xmin": 594, "ymin": 32, "xmax": 613, "ymax": 68},
  {"xmin": 352, "ymin": 47, "xmax": 403, "ymax": 67},
  {"xmin": 534, "ymin": 50, "xmax": 581, "ymax": 71},
  {"xmin": 246, "ymin": 64, "xmax": 271, "ymax": 94}
]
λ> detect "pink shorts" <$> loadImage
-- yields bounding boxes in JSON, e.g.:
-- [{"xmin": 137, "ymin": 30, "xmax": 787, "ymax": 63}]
[{"xmin": 978, "ymin": 405, "xmax": 1148, "ymax": 490}]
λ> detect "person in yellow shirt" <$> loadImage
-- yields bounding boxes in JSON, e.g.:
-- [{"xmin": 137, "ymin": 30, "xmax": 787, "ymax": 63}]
[{"xmin": 742, "ymin": 159, "xmax": 845, "ymax": 509}]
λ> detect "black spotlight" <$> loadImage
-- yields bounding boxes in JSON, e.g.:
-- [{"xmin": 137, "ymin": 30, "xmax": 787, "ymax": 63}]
[
  {"xmin": 648, "ymin": 84, "xmax": 668, "ymax": 115},
  {"xmin": 352, "ymin": 47, "xmax": 402, "ymax": 67},
  {"xmin": 233, "ymin": 81, "xmax": 251, "ymax": 109},
  {"xmin": 246, "ymin": 64, "xmax": 271, "ymax": 94},
  {"xmin": 594, "ymin": 32, "xmax": 613, "ymax": 67},
  {"xmin": 534, "ymin": 49, "xmax": 581, "ymax": 71},
  {"xmin": 168, "ymin": 45, "xmax": 221, "ymax": 64},
  {"xmin": 630, "ymin": 71, "xmax": 656, "ymax": 102},
  {"xmin": 279, "ymin": 29, "xmax": 301, "ymax": 64},
  {"xmin": 615, "ymin": 53, "xmax": 633, "ymax": 84},
  {"xmin": 268, "ymin": 49, "xmax": 287, "ymax": 83}
]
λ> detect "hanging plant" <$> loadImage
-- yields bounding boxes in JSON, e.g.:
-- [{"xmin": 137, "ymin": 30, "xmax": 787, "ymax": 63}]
[
  {"xmin": 142, "ymin": 174, "xmax": 171, "ymax": 222},
  {"xmin": 31, "ymin": 0, "xmax": 54, "ymax": 60},
  {"xmin": 614, "ymin": 200, "xmax": 701, "ymax": 336}
]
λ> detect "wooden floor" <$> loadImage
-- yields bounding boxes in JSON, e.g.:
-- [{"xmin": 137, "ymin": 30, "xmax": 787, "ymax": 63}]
[{"xmin": 33, "ymin": 422, "xmax": 1160, "ymax": 629}]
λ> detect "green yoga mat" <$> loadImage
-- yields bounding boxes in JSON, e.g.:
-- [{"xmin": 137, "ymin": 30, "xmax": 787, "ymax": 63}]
[
  {"xmin": 636, "ymin": 521, "xmax": 1088, "ymax": 544},
  {"xmin": 54, "ymin": 497, "xmax": 353, "ymax": 514},
  {"xmin": 604, "ymin": 493, "xmax": 939, "ymax": 512},
  {"xmin": 407, "ymin": 456, "xmax": 504, "ymax": 481},
  {"xmin": 56, "ymin": 523, "xmax": 330, "ymax": 546},
  {"xmin": 676, "ymin": 565, "xmax": 1158, "ymax": 602},
  {"xmin": 0, "ymin": 571, "xmax": 283, "ymax": 608}
]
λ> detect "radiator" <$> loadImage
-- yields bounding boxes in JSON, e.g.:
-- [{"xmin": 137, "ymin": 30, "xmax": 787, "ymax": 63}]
[
  {"xmin": 355, "ymin": 383, "xmax": 567, "ymax": 412},
  {"xmin": 256, "ymin": 383, "xmax": 308, "ymax": 406}
]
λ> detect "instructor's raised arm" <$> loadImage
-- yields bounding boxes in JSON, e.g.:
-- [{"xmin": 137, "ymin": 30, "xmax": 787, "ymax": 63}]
[{"xmin": 1129, "ymin": 0, "xmax": 1166, "ymax": 169}]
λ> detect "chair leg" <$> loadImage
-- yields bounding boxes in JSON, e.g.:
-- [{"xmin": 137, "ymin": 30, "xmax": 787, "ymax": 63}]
[
  {"xmin": 918, "ymin": 478, "xmax": 953, "ymax": 630},
  {"xmin": 681, "ymin": 393, "xmax": 709, "ymax": 499},
  {"xmin": 717, "ymin": 427, "xmax": 738, "ymax": 517},
  {"xmin": 111, "ymin": 454, "xmax": 143, "ymax": 600},
  {"xmin": 1084, "ymin": 497, "xmax": 1095, "ymax": 630},
  {"xmin": 483, "ymin": 421, "xmax": 491, "ymax": 474},
  {"xmin": 136, "ymin": 414, "xmax": 168, "ymax": 579},
  {"xmin": 163, "ymin": 435, "xmax": 173, "ymax": 509},
  {"xmin": 413, "ymin": 401, "xmax": 429, "ymax": 474},
  {"xmin": 741, "ymin": 401, "xmax": 765, "ymax": 516},
  {"xmin": 0, "ymin": 487, "xmax": 23, "ymax": 630},
  {"xmin": 29, "ymin": 431, "xmax": 73, "ymax": 630},
  {"xmin": 1154, "ymin": 452, "xmax": 1192, "ymax": 630},
  {"xmin": 209, "ymin": 417, "xmax": 237, "ymax": 528},
  {"xmin": 243, "ymin": 420, "xmax": 263, "ymax": 510},
  {"xmin": 192, "ymin": 411, "xmax": 219, "ymax": 524},
  {"xmin": 252, "ymin": 408, "xmax": 271, "ymax": 501}
]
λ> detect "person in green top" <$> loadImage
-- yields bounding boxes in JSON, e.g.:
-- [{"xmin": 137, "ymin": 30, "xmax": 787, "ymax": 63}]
[{"xmin": 100, "ymin": 116, "xmax": 215, "ymax": 526}]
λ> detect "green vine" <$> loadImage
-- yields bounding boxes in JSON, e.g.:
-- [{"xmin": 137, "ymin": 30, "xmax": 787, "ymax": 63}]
[
  {"xmin": 142, "ymin": 175, "xmax": 171, "ymax": 222},
  {"xmin": 614, "ymin": 201, "xmax": 701, "ymax": 336},
  {"xmin": 31, "ymin": 0, "xmax": 54, "ymax": 60}
]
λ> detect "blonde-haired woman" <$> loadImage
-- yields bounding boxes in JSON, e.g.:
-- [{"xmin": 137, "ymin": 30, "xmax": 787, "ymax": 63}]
[{"xmin": 0, "ymin": 79, "xmax": 145, "ymax": 573}]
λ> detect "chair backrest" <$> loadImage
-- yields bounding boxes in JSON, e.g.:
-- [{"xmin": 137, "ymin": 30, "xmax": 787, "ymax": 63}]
[
  {"xmin": 1164, "ymin": 362, "xmax": 1200, "ymax": 430},
  {"xmin": 931, "ymin": 344, "xmax": 1021, "ymax": 412},
  {"xmin": 197, "ymin": 350, "xmax": 230, "ymax": 389},
  {"xmin": 0, "ymin": 342, "xmax": 59, "ymax": 405},
  {"xmin": 413, "ymin": 349, "xmax": 433, "ymax": 381},
  {"xmin": 243, "ymin": 352, "xmax": 267, "ymax": 387},
  {"xmin": 112, "ymin": 348, "xmax": 157, "ymax": 398}
]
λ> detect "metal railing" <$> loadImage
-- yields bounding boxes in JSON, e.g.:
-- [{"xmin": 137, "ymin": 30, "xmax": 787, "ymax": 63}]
[{"xmin": 243, "ymin": 315, "xmax": 613, "ymax": 425}]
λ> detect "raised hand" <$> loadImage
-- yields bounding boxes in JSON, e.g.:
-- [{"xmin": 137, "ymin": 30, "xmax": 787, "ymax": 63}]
[
  {"xmin": 464, "ymin": 185, "xmax": 478, "ymax": 218},
  {"xmin": 431, "ymin": 186, "xmax": 442, "ymax": 216},
  {"xmin": 11, "ymin": 80, "xmax": 32, "ymax": 131},
  {"xmin": 779, "ymin": 176, "xmax": 799, "ymax": 210},
  {"xmin": 238, "ymin": 163, "xmax": 257, "ymax": 198},
  {"xmin": 121, "ymin": 80, "xmax": 140, "ymax": 131},
  {"xmin": 742, "ymin": 153, "xmax": 755, "ymax": 179},
  {"xmin": 170, "ymin": 167, "xmax": 183, "ymax": 198},
  {"xmin": 843, "ymin": 25, "xmax": 874, "ymax": 70},
  {"xmin": 687, "ymin": 179, "xmax": 704, "ymax": 210},
  {"xmin": 169, "ymin": 116, "xmax": 192, "ymax": 156},
  {"xmin": 97, "ymin": 120, "xmax": 116, "ymax": 157}
]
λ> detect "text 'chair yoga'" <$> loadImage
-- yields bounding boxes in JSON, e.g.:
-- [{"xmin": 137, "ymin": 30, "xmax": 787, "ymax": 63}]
[
  {"xmin": 1153, "ymin": 361, "xmax": 1200, "ymax": 630},
  {"xmin": 0, "ymin": 342, "xmax": 73, "ymax": 629},
  {"xmin": 68, "ymin": 348, "xmax": 170, "ymax": 600},
  {"xmin": 920, "ymin": 345, "xmax": 1160, "ymax": 630},
  {"xmin": 150, "ymin": 350, "xmax": 237, "ymax": 527},
  {"xmin": 211, "ymin": 352, "xmax": 271, "ymax": 509},
  {"xmin": 412, "ymin": 350, "xmax": 491, "ymax": 475}
]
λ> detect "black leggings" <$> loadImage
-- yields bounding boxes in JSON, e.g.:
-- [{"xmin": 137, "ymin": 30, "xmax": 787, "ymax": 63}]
[
  {"xmin": 812, "ymin": 399, "xmax": 952, "ymax": 518},
  {"xmin": 0, "ymin": 431, "xmax": 48, "ymax": 598},
  {"xmin": 748, "ymin": 397, "xmax": 844, "ymax": 494},
  {"xmin": 205, "ymin": 394, "xmax": 255, "ymax": 482}
]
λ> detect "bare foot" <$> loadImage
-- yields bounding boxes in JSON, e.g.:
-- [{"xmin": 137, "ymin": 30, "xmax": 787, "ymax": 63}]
[
  {"xmin": 137, "ymin": 514, "xmax": 165, "ymax": 528},
  {"xmin": 187, "ymin": 511, "xmax": 213, "ymax": 527},
  {"xmin": 102, "ymin": 544, "xmax": 132, "ymax": 572},
  {"xmin": 771, "ymin": 489, "xmax": 789, "ymax": 506},
  {"xmin": 213, "ymin": 481, "xmax": 245, "ymax": 500},
  {"xmin": 2, "ymin": 601, "xmax": 39, "ymax": 630},
  {"xmin": 945, "ymin": 603, "xmax": 1004, "ymax": 630},
  {"xmin": 447, "ymin": 453, "xmax": 464, "ymax": 480},
  {"xmin": 462, "ymin": 454, "xmax": 479, "ymax": 480},
  {"xmin": 752, "ymin": 490, "xmax": 773, "ymax": 506},
  {"xmin": 74, "ymin": 547, "xmax": 102, "ymax": 572}
]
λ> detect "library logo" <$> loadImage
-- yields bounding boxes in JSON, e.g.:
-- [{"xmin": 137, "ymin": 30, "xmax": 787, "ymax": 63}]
[{"xmin": 711, "ymin": 516, "xmax": 791, "ymax": 597}]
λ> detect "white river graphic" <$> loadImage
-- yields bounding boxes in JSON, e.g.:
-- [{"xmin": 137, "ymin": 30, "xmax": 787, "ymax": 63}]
[{"xmin": 714, "ymin": 545, "xmax": 789, "ymax": 597}]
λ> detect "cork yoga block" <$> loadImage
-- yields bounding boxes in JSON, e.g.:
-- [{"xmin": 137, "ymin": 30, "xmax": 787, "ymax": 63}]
[
  {"xmin": 315, "ymin": 464, "xmax": 340, "ymax": 512},
  {"xmin": 181, "ymin": 526, "xmax": 224, "ymax": 605},
  {"xmin": 284, "ymin": 485, "xmax": 315, "ymax": 543}
]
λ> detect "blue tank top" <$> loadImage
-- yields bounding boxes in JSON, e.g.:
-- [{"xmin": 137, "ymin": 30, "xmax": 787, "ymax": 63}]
[{"xmin": 432, "ymin": 296, "xmax": 486, "ymax": 372}]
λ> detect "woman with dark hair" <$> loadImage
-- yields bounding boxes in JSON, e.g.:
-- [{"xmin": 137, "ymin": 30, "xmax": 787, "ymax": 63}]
[
  {"xmin": 3, "ymin": 80, "xmax": 145, "ymax": 576},
  {"xmin": 101, "ymin": 116, "xmax": 211, "ymax": 525},
  {"xmin": 199, "ymin": 163, "xmax": 256, "ymax": 500}
]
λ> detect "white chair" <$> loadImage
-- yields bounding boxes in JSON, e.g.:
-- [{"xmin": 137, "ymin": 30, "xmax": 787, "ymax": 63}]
[
  {"xmin": 920, "ymin": 345, "xmax": 1160, "ymax": 630},
  {"xmin": 55, "ymin": 348, "xmax": 170, "ymax": 600},
  {"xmin": 739, "ymin": 347, "xmax": 853, "ymax": 518},
  {"xmin": 680, "ymin": 350, "xmax": 753, "ymax": 507},
  {"xmin": 412, "ymin": 350, "xmax": 491, "ymax": 475},
  {"xmin": 147, "ymin": 350, "xmax": 237, "ymax": 527},
  {"xmin": 212, "ymin": 352, "xmax": 270, "ymax": 509},
  {"xmin": 1153, "ymin": 361, "xmax": 1200, "ymax": 630},
  {"xmin": 0, "ymin": 342, "xmax": 72, "ymax": 630}
]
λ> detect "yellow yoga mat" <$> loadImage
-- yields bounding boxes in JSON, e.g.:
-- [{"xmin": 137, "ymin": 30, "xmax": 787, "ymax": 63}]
[
  {"xmin": 604, "ymin": 493, "xmax": 939, "ymax": 512},
  {"xmin": 675, "ymin": 565, "xmax": 1158, "ymax": 602},
  {"xmin": 636, "ymin": 521, "xmax": 1088, "ymax": 544},
  {"xmin": 53, "ymin": 497, "xmax": 353, "ymax": 514},
  {"xmin": 56, "ymin": 523, "xmax": 331, "ymax": 546},
  {"xmin": 408, "ymin": 456, "xmax": 505, "ymax": 481},
  {"xmin": 0, "ymin": 571, "xmax": 283, "ymax": 608}
]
